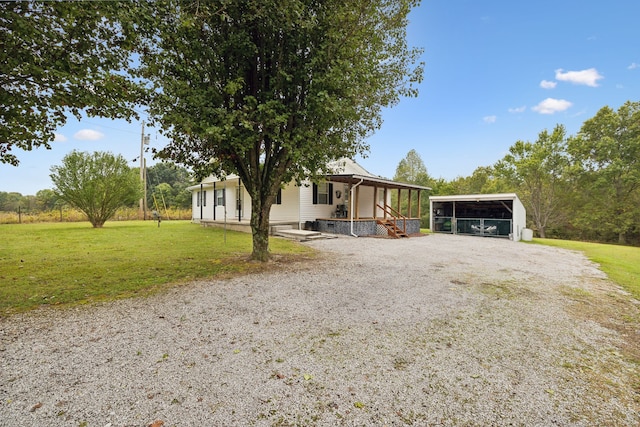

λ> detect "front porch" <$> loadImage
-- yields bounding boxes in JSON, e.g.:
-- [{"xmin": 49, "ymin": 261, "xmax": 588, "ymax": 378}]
[{"xmin": 322, "ymin": 173, "xmax": 430, "ymax": 237}]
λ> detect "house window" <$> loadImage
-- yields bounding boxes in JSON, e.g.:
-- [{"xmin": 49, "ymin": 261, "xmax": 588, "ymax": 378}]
[
  {"xmin": 196, "ymin": 190, "xmax": 207, "ymax": 207},
  {"xmin": 215, "ymin": 189, "xmax": 224, "ymax": 206},
  {"xmin": 275, "ymin": 188, "xmax": 282, "ymax": 205},
  {"xmin": 313, "ymin": 182, "xmax": 333, "ymax": 205}
]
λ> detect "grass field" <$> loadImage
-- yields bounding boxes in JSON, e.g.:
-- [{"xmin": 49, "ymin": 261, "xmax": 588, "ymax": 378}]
[
  {"xmin": 0, "ymin": 220, "xmax": 314, "ymax": 315},
  {"xmin": 532, "ymin": 238, "xmax": 640, "ymax": 300}
]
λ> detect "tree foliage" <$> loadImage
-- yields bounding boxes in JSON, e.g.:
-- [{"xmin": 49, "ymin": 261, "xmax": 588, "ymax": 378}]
[
  {"xmin": 50, "ymin": 151, "xmax": 141, "ymax": 228},
  {"xmin": 139, "ymin": 0, "xmax": 423, "ymax": 260},
  {"xmin": 494, "ymin": 125, "xmax": 570, "ymax": 238},
  {"xmin": 146, "ymin": 162, "xmax": 193, "ymax": 210},
  {"xmin": 445, "ymin": 166, "xmax": 509, "ymax": 196},
  {"xmin": 0, "ymin": 1, "xmax": 142, "ymax": 165},
  {"xmin": 394, "ymin": 149, "xmax": 430, "ymax": 184},
  {"xmin": 567, "ymin": 101, "xmax": 640, "ymax": 243}
]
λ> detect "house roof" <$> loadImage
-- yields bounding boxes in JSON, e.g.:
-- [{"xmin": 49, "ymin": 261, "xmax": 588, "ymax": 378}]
[
  {"xmin": 187, "ymin": 158, "xmax": 431, "ymax": 192},
  {"xmin": 325, "ymin": 158, "xmax": 430, "ymax": 191}
]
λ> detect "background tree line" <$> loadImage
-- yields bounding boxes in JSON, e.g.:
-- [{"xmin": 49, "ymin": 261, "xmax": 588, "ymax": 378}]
[
  {"xmin": 394, "ymin": 100, "xmax": 640, "ymax": 246},
  {"xmin": 0, "ymin": 162, "xmax": 193, "ymax": 215}
]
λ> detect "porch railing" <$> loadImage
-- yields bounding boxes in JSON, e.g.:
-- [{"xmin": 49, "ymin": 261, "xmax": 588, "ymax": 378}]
[{"xmin": 376, "ymin": 203, "xmax": 408, "ymax": 236}]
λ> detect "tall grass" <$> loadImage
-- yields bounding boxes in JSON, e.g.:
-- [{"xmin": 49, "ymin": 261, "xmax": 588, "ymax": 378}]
[
  {"xmin": 0, "ymin": 207, "xmax": 192, "ymax": 224},
  {"xmin": 0, "ymin": 221, "xmax": 313, "ymax": 315}
]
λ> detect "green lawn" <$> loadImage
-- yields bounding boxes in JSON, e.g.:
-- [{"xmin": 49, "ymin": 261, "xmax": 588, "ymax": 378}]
[
  {"xmin": 532, "ymin": 238, "xmax": 640, "ymax": 300},
  {"xmin": 0, "ymin": 220, "xmax": 314, "ymax": 315}
]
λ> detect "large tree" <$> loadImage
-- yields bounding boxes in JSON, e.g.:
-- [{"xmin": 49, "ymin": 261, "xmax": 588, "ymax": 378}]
[
  {"xmin": 394, "ymin": 149, "xmax": 430, "ymax": 184},
  {"xmin": 0, "ymin": 1, "xmax": 142, "ymax": 165},
  {"xmin": 494, "ymin": 125, "xmax": 570, "ymax": 238},
  {"xmin": 567, "ymin": 101, "xmax": 640, "ymax": 244},
  {"xmin": 50, "ymin": 151, "xmax": 141, "ymax": 228},
  {"xmin": 140, "ymin": 0, "xmax": 423, "ymax": 260}
]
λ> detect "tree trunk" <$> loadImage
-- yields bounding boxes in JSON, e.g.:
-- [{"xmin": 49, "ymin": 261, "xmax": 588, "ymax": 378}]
[
  {"xmin": 618, "ymin": 232, "xmax": 626, "ymax": 245},
  {"xmin": 534, "ymin": 217, "xmax": 546, "ymax": 239},
  {"xmin": 250, "ymin": 198, "xmax": 272, "ymax": 262},
  {"xmin": 538, "ymin": 227, "xmax": 546, "ymax": 239}
]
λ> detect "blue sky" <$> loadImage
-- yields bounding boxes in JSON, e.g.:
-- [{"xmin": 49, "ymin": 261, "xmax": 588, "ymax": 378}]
[{"xmin": 2, "ymin": 0, "xmax": 639, "ymax": 195}]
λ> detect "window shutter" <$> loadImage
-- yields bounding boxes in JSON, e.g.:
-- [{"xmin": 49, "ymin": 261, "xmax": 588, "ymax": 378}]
[
  {"xmin": 312, "ymin": 183, "xmax": 318, "ymax": 204},
  {"xmin": 328, "ymin": 183, "xmax": 333, "ymax": 204}
]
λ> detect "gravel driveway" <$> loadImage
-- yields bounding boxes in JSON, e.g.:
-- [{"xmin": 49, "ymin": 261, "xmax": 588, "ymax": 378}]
[{"xmin": 1, "ymin": 233, "xmax": 638, "ymax": 426}]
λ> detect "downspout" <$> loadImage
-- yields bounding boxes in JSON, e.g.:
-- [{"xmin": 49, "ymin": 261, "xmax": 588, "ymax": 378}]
[{"xmin": 350, "ymin": 178, "xmax": 364, "ymax": 237}]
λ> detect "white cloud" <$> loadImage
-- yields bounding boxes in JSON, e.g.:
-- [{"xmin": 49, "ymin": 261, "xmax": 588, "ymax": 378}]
[
  {"xmin": 532, "ymin": 98, "xmax": 572, "ymax": 114},
  {"xmin": 628, "ymin": 62, "xmax": 639, "ymax": 70},
  {"xmin": 54, "ymin": 133, "xmax": 68, "ymax": 142},
  {"xmin": 540, "ymin": 80, "xmax": 557, "ymax": 89},
  {"xmin": 483, "ymin": 115, "xmax": 497, "ymax": 124},
  {"xmin": 74, "ymin": 129, "xmax": 105, "ymax": 141},
  {"xmin": 508, "ymin": 106, "xmax": 526, "ymax": 113},
  {"xmin": 555, "ymin": 68, "xmax": 603, "ymax": 87}
]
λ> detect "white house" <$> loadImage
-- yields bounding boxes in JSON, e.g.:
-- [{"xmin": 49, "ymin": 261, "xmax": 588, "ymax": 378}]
[
  {"xmin": 429, "ymin": 193, "xmax": 527, "ymax": 241},
  {"xmin": 187, "ymin": 158, "xmax": 431, "ymax": 237}
]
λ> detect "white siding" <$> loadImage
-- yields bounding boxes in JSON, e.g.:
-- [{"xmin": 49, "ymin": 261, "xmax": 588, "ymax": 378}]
[
  {"xmin": 299, "ymin": 182, "xmax": 334, "ymax": 222},
  {"xmin": 269, "ymin": 184, "xmax": 301, "ymax": 222}
]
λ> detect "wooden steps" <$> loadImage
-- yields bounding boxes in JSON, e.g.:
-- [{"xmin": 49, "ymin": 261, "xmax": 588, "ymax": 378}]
[{"xmin": 377, "ymin": 219, "xmax": 409, "ymax": 238}]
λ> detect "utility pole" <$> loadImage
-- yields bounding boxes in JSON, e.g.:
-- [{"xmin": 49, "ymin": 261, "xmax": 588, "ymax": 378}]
[{"xmin": 139, "ymin": 121, "xmax": 150, "ymax": 219}]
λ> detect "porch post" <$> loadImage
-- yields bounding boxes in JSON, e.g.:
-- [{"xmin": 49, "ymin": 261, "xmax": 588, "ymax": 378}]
[
  {"xmin": 213, "ymin": 181, "xmax": 216, "ymax": 220},
  {"xmin": 397, "ymin": 189, "xmax": 401, "ymax": 215},
  {"xmin": 408, "ymin": 189, "xmax": 412, "ymax": 218},
  {"xmin": 384, "ymin": 187, "xmax": 388, "ymax": 219},
  {"xmin": 373, "ymin": 185, "xmax": 377, "ymax": 218},
  {"xmin": 417, "ymin": 190, "xmax": 422, "ymax": 219}
]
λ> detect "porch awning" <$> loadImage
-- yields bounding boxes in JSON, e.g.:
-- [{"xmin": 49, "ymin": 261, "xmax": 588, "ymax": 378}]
[{"xmin": 325, "ymin": 174, "xmax": 431, "ymax": 191}]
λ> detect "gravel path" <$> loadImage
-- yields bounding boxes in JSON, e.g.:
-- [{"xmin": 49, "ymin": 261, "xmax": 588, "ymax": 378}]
[{"xmin": 1, "ymin": 233, "xmax": 638, "ymax": 426}]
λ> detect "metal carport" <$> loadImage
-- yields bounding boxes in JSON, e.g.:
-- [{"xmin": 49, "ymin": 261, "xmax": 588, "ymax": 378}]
[{"xmin": 429, "ymin": 193, "xmax": 526, "ymax": 241}]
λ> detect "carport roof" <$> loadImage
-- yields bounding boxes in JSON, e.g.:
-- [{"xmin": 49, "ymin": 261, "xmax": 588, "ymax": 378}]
[{"xmin": 429, "ymin": 193, "xmax": 520, "ymax": 202}]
